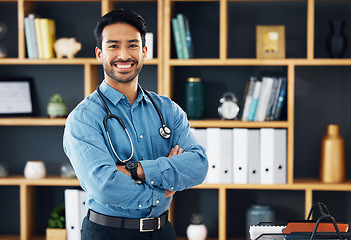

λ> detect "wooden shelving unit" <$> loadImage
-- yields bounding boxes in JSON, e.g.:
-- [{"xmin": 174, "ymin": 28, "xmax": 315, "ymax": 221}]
[{"xmin": 1, "ymin": 0, "xmax": 351, "ymax": 239}]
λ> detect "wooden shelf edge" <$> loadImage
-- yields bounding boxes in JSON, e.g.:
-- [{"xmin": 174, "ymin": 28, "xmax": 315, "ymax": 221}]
[
  {"xmin": 0, "ymin": 175, "xmax": 80, "ymax": 186},
  {"xmin": 167, "ymin": 58, "xmax": 351, "ymax": 66},
  {"xmin": 189, "ymin": 119, "xmax": 288, "ymax": 128},
  {"xmin": 0, "ymin": 58, "xmax": 159, "ymax": 65},
  {"xmin": 0, "ymin": 118, "xmax": 66, "ymax": 126},
  {"xmin": 192, "ymin": 179, "xmax": 351, "ymax": 191}
]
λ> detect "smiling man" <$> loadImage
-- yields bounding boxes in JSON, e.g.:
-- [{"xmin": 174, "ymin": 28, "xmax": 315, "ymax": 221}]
[{"xmin": 63, "ymin": 9, "xmax": 208, "ymax": 240}]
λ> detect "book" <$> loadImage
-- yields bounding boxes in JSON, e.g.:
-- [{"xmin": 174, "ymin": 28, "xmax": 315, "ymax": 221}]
[
  {"xmin": 255, "ymin": 76, "xmax": 274, "ymax": 122},
  {"xmin": 241, "ymin": 76, "xmax": 257, "ymax": 121},
  {"xmin": 265, "ymin": 77, "xmax": 283, "ymax": 121},
  {"xmin": 176, "ymin": 13, "xmax": 190, "ymax": 59},
  {"xmin": 171, "ymin": 18, "xmax": 184, "ymax": 59},
  {"xmin": 40, "ymin": 18, "xmax": 56, "ymax": 59},
  {"xmin": 184, "ymin": 15, "xmax": 194, "ymax": 58},
  {"xmin": 271, "ymin": 77, "xmax": 287, "ymax": 121},
  {"xmin": 24, "ymin": 14, "xmax": 38, "ymax": 59},
  {"xmin": 283, "ymin": 222, "xmax": 349, "ymax": 234},
  {"xmin": 248, "ymin": 80, "xmax": 262, "ymax": 121},
  {"xmin": 34, "ymin": 18, "xmax": 44, "ymax": 59}
]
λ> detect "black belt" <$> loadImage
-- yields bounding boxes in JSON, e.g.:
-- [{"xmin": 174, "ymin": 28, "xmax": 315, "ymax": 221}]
[{"xmin": 88, "ymin": 209, "xmax": 168, "ymax": 232}]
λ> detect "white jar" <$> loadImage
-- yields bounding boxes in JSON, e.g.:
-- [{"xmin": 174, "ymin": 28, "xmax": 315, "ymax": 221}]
[
  {"xmin": 24, "ymin": 160, "xmax": 46, "ymax": 179},
  {"xmin": 186, "ymin": 224, "xmax": 207, "ymax": 240}
]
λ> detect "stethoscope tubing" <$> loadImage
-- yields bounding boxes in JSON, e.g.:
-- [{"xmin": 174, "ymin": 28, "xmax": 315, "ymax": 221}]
[{"xmin": 96, "ymin": 86, "xmax": 171, "ymax": 163}]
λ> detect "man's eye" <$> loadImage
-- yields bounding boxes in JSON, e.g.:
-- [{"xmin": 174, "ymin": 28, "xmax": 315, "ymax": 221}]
[
  {"xmin": 108, "ymin": 45, "xmax": 118, "ymax": 49},
  {"xmin": 130, "ymin": 44, "xmax": 139, "ymax": 48}
]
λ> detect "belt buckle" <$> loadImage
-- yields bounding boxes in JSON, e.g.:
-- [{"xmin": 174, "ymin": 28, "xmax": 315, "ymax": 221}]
[{"xmin": 140, "ymin": 217, "xmax": 161, "ymax": 232}]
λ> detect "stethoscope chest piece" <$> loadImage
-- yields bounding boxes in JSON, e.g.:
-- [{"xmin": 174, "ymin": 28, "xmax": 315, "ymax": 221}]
[{"xmin": 159, "ymin": 125, "xmax": 171, "ymax": 139}]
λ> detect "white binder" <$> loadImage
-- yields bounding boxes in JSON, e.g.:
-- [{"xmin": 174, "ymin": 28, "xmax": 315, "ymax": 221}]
[
  {"xmin": 206, "ymin": 128, "xmax": 221, "ymax": 183},
  {"xmin": 65, "ymin": 189, "xmax": 88, "ymax": 240},
  {"xmin": 219, "ymin": 129, "xmax": 233, "ymax": 183},
  {"xmin": 232, "ymin": 128, "xmax": 249, "ymax": 184},
  {"xmin": 260, "ymin": 128, "xmax": 287, "ymax": 184},
  {"xmin": 248, "ymin": 129, "xmax": 260, "ymax": 184}
]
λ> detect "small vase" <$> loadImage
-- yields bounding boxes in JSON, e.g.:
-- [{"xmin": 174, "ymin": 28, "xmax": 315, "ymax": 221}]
[
  {"xmin": 246, "ymin": 205, "xmax": 275, "ymax": 239},
  {"xmin": 326, "ymin": 21, "xmax": 348, "ymax": 58},
  {"xmin": 184, "ymin": 77, "xmax": 205, "ymax": 120},
  {"xmin": 186, "ymin": 224, "xmax": 207, "ymax": 240},
  {"xmin": 320, "ymin": 124, "xmax": 346, "ymax": 183},
  {"xmin": 47, "ymin": 102, "xmax": 67, "ymax": 118},
  {"xmin": 24, "ymin": 160, "xmax": 46, "ymax": 179}
]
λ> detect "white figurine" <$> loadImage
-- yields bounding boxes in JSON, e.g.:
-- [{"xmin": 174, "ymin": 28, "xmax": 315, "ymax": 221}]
[{"xmin": 54, "ymin": 37, "xmax": 82, "ymax": 58}]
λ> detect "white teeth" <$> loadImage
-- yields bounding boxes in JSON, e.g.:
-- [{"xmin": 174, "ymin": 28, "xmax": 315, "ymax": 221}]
[{"xmin": 116, "ymin": 64, "xmax": 132, "ymax": 69}]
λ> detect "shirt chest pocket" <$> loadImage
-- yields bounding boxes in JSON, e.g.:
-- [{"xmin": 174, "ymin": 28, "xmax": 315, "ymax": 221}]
[{"xmin": 150, "ymin": 135, "xmax": 171, "ymax": 159}]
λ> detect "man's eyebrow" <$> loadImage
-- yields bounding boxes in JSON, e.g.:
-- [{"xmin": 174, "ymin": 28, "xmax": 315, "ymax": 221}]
[{"xmin": 105, "ymin": 39, "xmax": 141, "ymax": 44}]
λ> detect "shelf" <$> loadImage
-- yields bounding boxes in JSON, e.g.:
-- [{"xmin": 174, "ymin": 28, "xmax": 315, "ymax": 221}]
[
  {"xmin": 0, "ymin": 58, "xmax": 160, "ymax": 65},
  {"xmin": 0, "ymin": 176, "xmax": 80, "ymax": 186},
  {"xmin": 189, "ymin": 120, "xmax": 288, "ymax": 128},
  {"xmin": 168, "ymin": 58, "xmax": 351, "ymax": 66},
  {"xmin": 190, "ymin": 179, "xmax": 351, "ymax": 191},
  {"xmin": 0, "ymin": 118, "xmax": 66, "ymax": 126}
]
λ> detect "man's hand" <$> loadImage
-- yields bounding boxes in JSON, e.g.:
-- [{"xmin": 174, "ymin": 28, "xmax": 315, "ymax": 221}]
[
  {"xmin": 165, "ymin": 145, "xmax": 183, "ymax": 198},
  {"xmin": 117, "ymin": 145, "xmax": 183, "ymax": 198}
]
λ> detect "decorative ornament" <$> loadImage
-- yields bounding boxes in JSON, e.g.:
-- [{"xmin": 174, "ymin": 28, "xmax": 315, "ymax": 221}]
[
  {"xmin": 186, "ymin": 214, "xmax": 207, "ymax": 240},
  {"xmin": 47, "ymin": 94, "xmax": 67, "ymax": 118},
  {"xmin": 54, "ymin": 37, "xmax": 81, "ymax": 59}
]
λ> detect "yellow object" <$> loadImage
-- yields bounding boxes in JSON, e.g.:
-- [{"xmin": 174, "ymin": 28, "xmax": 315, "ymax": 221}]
[{"xmin": 320, "ymin": 124, "xmax": 346, "ymax": 183}]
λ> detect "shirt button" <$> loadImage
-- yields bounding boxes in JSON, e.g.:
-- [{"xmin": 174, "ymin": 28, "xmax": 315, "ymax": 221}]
[
  {"xmin": 171, "ymin": 187, "xmax": 174, "ymax": 190},
  {"xmin": 139, "ymin": 204, "xmax": 142, "ymax": 208},
  {"xmin": 156, "ymin": 200, "xmax": 159, "ymax": 204},
  {"xmin": 122, "ymin": 96, "xmax": 125, "ymax": 99},
  {"xmin": 139, "ymin": 134, "xmax": 143, "ymax": 139},
  {"xmin": 151, "ymin": 181, "xmax": 154, "ymax": 185}
]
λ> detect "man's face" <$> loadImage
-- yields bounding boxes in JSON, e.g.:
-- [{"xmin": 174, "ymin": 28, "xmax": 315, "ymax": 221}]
[{"xmin": 96, "ymin": 23, "xmax": 147, "ymax": 84}]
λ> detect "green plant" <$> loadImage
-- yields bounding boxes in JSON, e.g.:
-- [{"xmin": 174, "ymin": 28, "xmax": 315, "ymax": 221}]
[
  {"xmin": 48, "ymin": 204, "xmax": 65, "ymax": 229},
  {"xmin": 49, "ymin": 94, "xmax": 65, "ymax": 103},
  {"xmin": 190, "ymin": 213, "xmax": 204, "ymax": 225}
]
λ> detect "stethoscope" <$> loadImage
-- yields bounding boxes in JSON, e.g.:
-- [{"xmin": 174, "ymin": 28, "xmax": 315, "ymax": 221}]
[{"xmin": 96, "ymin": 86, "xmax": 172, "ymax": 163}]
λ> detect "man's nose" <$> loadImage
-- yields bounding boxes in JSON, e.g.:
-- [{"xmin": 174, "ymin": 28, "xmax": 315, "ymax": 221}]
[{"xmin": 118, "ymin": 47, "xmax": 130, "ymax": 60}]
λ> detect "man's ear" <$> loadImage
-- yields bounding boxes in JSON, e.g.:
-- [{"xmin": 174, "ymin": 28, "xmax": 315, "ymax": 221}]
[
  {"xmin": 142, "ymin": 46, "xmax": 148, "ymax": 60},
  {"xmin": 95, "ymin": 47, "xmax": 102, "ymax": 62}
]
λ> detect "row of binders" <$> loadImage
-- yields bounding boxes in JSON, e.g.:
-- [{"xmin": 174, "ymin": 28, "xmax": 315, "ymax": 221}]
[
  {"xmin": 171, "ymin": 13, "xmax": 194, "ymax": 59},
  {"xmin": 241, "ymin": 76, "xmax": 287, "ymax": 122},
  {"xmin": 191, "ymin": 128, "xmax": 287, "ymax": 185},
  {"xmin": 24, "ymin": 14, "xmax": 56, "ymax": 59}
]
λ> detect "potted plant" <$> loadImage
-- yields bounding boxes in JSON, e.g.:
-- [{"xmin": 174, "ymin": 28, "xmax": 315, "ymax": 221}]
[
  {"xmin": 46, "ymin": 204, "xmax": 67, "ymax": 240},
  {"xmin": 47, "ymin": 94, "xmax": 67, "ymax": 118},
  {"xmin": 186, "ymin": 213, "xmax": 207, "ymax": 240}
]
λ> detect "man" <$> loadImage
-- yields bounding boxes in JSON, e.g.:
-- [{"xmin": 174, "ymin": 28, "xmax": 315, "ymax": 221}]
[{"xmin": 63, "ymin": 8, "xmax": 208, "ymax": 240}]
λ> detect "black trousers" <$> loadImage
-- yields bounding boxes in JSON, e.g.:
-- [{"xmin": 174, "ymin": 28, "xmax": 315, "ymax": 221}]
[{"xmin": 81, "ymin": 216, "xmax": 178, "ymax": 240}]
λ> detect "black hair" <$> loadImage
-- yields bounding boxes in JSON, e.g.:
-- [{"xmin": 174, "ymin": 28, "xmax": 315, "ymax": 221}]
[{"xmin": 94, "ymin": 9, "xmax": 147, "ymax": 49}]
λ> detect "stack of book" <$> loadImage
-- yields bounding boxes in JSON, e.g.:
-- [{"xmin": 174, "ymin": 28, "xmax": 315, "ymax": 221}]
[
  {"xmin": 191, "ymin": 127, "xmax": 287, "ymax": 185},
  {"xmin": 171, "ymin": 13, "xmax": 194, "ymax": 59},
  {"xmin": 24, "ymin": 13, "xmax": 56, "ymax": 59},
  {"xmin": 241, "ymin": 76, "xmax": 287, "ymax": 122}
]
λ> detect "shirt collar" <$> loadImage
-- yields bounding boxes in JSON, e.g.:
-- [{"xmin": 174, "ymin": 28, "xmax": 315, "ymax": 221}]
[{"xmin": 99, "ymin": 80, "xmax": 152, "ymax": 105}]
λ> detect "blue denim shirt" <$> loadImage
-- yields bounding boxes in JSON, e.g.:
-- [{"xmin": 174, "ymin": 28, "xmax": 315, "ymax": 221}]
[{"xmin": 63, "ymin": 81, "xmax": 208, "ymax": 218}]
